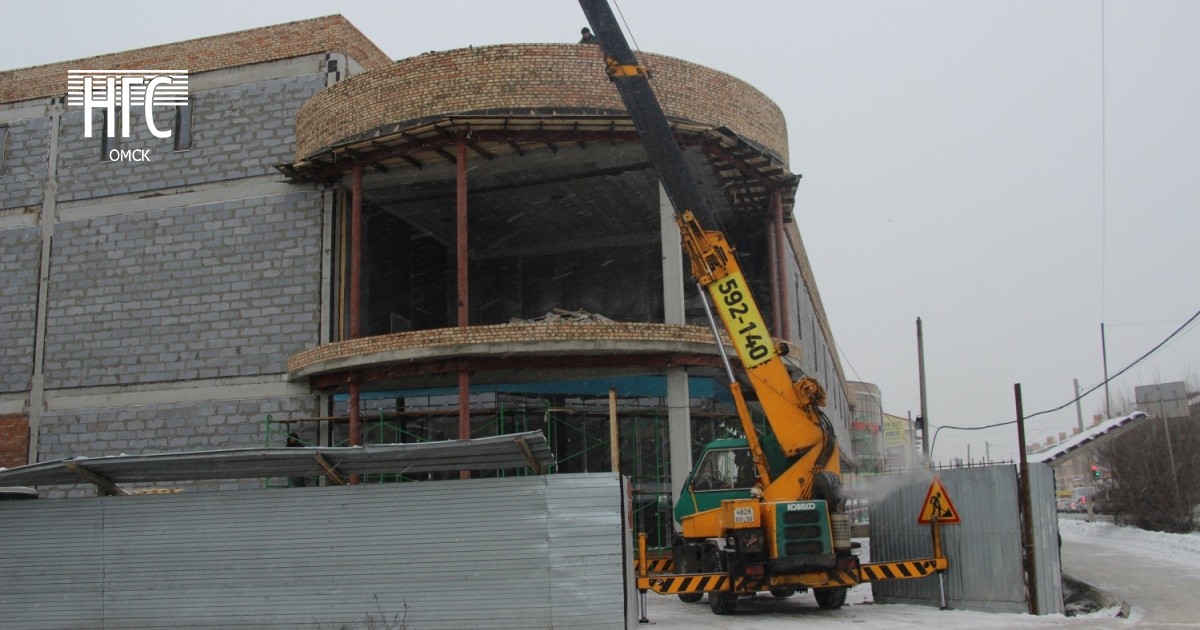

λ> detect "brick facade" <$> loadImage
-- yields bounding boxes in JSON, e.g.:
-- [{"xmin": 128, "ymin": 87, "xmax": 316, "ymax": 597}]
[
  {"xmin": 0, "ymin": 117, "xmax": 51, "ymax": 210},
  {"xmin": 0, "ymin": 414, "xmax": 30, "ymax": 468},
  {"xmin": 55, "ymin": 74, "xmax": 325, "ymax": 201},
  {"xmin": 295, "ymin": 44, "xmax": 789, "ymax": 165},
  {"xmin": 0, "ymin": 227, "xmax": 39, "ymax": 394},
  {"xmin": 45, "ymin": 192, "xmax": 323, "ymax": 389},
  {"xmin": 0, "ymin": 15, "xmax": 390, "ymax": 105}
]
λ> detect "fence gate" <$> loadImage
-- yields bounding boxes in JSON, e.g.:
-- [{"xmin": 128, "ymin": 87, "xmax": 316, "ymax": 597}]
[{"xmin": 868, "ymin": 464, "xmax": 1063, "ymax": 614}]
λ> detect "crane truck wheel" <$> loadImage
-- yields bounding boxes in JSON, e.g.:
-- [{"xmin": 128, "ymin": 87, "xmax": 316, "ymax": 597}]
[
  {"xmin": 770, "ymin": 588, "xmax": 796, "ymax": 598},
  {"xmin": 701, "ymin": 546, "xmax": 737, "ymax": 615},
  {"xmin": 814, "ymin": 586, "xmax": 848, "ymax": 609},
  {"xmin": 673, "ymin": 542, "xmax": 703, "ymax": 603}
]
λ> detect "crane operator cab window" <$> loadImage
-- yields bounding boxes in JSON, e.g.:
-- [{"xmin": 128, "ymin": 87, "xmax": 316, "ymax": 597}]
[{"xmin": 691, "ymin": 447, "xmax": 757, "ymax": 491}]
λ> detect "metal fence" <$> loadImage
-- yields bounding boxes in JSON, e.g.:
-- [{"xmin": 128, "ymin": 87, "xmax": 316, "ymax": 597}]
[
  {"xmin": 867, "ymin": 463, "xmax": 1063, "ymax": 614},
  {"xmin": 0, "ymin": 473, "xmax": 632, "ymax": 629}
]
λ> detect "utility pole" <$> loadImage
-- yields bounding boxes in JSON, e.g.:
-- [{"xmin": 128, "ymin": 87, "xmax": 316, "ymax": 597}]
[
  {"xmin": 1014, "ymin": 383, "xmax": 1038, "ymax": 615},
  {"xmin": 1073, "ymin": 378, "xmax": 1084, "ymax": 433},
  {"xmin": 1101, "ymin": 323, "xmax": 1112, "ymax": 419},
  {"xmin": 917, "ymin": 318, "xmax": 930, "ymax": 464},
  {"xmin": 1156, "ymin": 383, "xmax": 1184, "ymax": 510}
]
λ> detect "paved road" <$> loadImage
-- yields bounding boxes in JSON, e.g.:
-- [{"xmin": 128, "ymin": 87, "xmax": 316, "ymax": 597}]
[{"xmin": 1061, "ymin": 521, "xmax": 1200, "ymax": 629}]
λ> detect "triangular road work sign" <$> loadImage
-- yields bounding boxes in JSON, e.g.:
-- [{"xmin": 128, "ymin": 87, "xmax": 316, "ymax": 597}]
[{"xmin": 917, "ymin": 476, "xmax": 961, "ymax": 524}]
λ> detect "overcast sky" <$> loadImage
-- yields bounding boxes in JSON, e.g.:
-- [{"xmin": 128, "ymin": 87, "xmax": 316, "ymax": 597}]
[{"xmin": 4, "ymin": 1, "xmax": 1197, "ymax": 465}]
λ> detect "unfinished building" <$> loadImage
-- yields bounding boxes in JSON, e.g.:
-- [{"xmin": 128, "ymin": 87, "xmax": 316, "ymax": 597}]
[{"xmin": 0, "ymin": 16, "xmax": 854, "ymax": 539}]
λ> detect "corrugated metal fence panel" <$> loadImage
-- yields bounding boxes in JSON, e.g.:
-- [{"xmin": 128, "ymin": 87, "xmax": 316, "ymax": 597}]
[
  {"xmin": 870, "ymin": 466, "xmax": 1027, "ymax": 613},
  {"xmin": 0, "ymin": 474, "xmax": 627, "ymax": 629},
  {"xmin": 1029, "ymin": 462, "xmax": 1065, "ymax": 614},
  {"xmin": 0, "ymin": 499, "xmax": 105, "ymax": 628},
  {"xmin": 547, "ymin": 474, "xmax": 627, "ymax": 629}
]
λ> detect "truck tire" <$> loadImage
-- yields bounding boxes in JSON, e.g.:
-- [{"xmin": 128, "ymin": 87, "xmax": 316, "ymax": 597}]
[
  {"xmin": 812, "ymin": 471, "xmax": 844, "ymax": 511},
  {"xmin": 770, "ymin": 588, "xmax": 796, "ymax": 598},
  {"xmin": 814, "ymin": 586, "xmax": 847, "ymax": 609},
  {"xmin": 673, "ymin": 543, "xmax": 703, "ymax": 603},
  {"xmin": 701, "ymin": 547, "xmax": 737, "ymax": 615}
]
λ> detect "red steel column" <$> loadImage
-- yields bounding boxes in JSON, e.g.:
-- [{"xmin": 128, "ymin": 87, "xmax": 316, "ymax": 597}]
[
  {"xmin": 771, "ymin": 189, "xmax": 791, "ymax": 343},
  {"xmin": 456, "ymin": 135, "xmax": 471, "ymax": 479},
  {"xmin": 349, "ymin": 163, "xmax": 364, "ymax": 484},
  {"xmin": 350, "ymin": 166, "xmax": 363, "ymax": 339},
  {"xmin": 767, "ymin": 220, "xmax": 781, "ymax": 340}
]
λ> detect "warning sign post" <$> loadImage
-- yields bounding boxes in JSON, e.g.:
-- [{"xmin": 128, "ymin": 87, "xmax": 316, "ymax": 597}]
[{"xmin": 918, "ymin": 476, "xmax": 961, "ymax": 525}]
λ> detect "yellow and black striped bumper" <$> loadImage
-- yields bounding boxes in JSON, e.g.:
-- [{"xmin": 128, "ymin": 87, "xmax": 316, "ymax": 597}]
[
  {"xmin": 636, "ymin": 573, "xmax": 767, "ymax": 595},
  {"xmin": 859, "ymin": 558, "xmax": 947, "ymax": 582}
]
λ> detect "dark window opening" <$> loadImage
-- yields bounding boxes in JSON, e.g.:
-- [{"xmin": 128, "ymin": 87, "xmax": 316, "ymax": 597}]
[
  {"xmin": 0, "ymin": 126, "xmax": 9, "ymax": 174},
  {"xmin": 174, "ymin": 98, "xmax": 192, "ymax": 150},
  {"xmin": 100, "ymin": 109, "xmax": 119, "ymax": 160}
]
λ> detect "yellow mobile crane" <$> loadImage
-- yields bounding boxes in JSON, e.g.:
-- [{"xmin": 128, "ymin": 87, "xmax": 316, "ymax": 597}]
[{"xmin": 578, "ymin": 0, "xmax": 949, "ymax": 617}]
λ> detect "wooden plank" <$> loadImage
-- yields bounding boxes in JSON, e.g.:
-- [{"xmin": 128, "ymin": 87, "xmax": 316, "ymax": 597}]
[{"xmin": 64, "ymin": 462, "xmax": 127, "ymax": 496}]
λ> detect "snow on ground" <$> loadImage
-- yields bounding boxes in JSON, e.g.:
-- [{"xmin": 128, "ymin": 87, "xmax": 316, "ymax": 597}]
[
  {"xmin": 641, "ymin": 518, "xmax": 1200, "ymax": 628},
  {"xmin": 1058, "ymin": 515, "xmax": 1200, "ymax": 572}
]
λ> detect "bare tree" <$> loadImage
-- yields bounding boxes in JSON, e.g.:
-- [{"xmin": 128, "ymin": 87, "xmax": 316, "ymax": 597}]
[{"xmin": 1097, "ymin": 409, "xmax": 1198, "ymax": 533}]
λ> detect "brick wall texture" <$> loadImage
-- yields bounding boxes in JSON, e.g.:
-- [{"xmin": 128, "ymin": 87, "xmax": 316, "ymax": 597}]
[
  {"xmin": 289, "ymin": 322, "xmax": 730, "ymax": 375},
  {"xmin": 0, "ymin": 226, "xmax": 39, "ymax": 393},
  {"xmin": 0, "ymin": 414, "xmax": 30, "ymax": 468},
  {"xmin": 37, "ymin": 395, "xmax": 317, "ymax": 497},
  {"xmin": 0, "ymin": 15, "xmax": 390, "ymax": 104},
  {"xmin": 44, "ymin": 192, "xmax": 323, "ymax": 389},
  {"xmin": 295, "ymin": 44, "xmax": 788, "ymax": 165},
  {"xmin": 0, "ymin": 117, "xmax": 50, "ymax": 210},
  {"xmin": 55, "ymin": 73, "xmax": 325, "ymax": 201}
]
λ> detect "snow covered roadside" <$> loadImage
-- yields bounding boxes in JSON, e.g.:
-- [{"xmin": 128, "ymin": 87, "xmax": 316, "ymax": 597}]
[
  {"xmin": 639, "ymin": 521, "xmax": 1198, "ymax": 629},
  {"xmin": 1058, "ymin": 515, "xmax": 1200, "ymax": 576}
]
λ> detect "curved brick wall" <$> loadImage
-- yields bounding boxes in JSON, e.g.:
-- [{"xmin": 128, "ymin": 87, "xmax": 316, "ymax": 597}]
[
  {"xmin": 295, "ymin": 44, "xmax": 789, "ymax": 165},
  {"xmin": 289, "ymin": 322, "xmax": 722, "ymax": 379},
  {"xmin": 288, "ymin": 322, "xmax": 803, "ymax": 383}
]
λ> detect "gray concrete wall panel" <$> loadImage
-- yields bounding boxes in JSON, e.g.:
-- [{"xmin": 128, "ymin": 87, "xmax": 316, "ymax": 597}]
[
  {"xmin": 55, "ymin": 74, "xmax": 324, "ymax": 202},
  {"xmin": 0, "ymin": 226, "xmax": 40, "ymax": 393},
  {"xmin": 43, "ymin": 191, "xmax": 323, "ymax": 389},
  {"xmin": 0, "ymin": 116, "xmax": 51, "ymax": 210},
  {"xmin": 0, "ymin": 474, "xmax": 627, "ymax": 629},
  {"xmin": 869, "ymin": 465, "xmax": 1062, "ymax": 614}
]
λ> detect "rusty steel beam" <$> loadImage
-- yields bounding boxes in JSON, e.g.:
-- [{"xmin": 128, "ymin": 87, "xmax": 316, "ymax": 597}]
[
  {"xmin": 771, "ymin": 188, "xmax": 790, "ymax": 342},
  {"xmin": 349, "ymin": 163, "xmax": 363, "ymax": 340},
  {"xmin": 456, "ymin": 133, "xmax": 471, "ymax": 478}
]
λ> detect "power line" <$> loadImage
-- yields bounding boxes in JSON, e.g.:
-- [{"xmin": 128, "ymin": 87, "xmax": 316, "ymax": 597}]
[{"xmin": 929, "ymin": 306, "xmax": 1200, "ymax": 458}]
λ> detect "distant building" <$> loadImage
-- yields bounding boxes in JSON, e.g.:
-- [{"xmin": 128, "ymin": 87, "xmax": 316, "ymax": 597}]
[
  {"xmin": 849, "ymin": 382, "xmax": 885, "ymax": 472},
  {"xmin": 882, "ymin": 412, "xmax": 917, "ymax": 470}
]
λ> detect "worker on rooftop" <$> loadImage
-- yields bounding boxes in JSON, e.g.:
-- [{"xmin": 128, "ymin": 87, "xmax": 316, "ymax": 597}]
[{"xmin": 579, "ymin": 27, "xmax": 598, "ymax": 44}]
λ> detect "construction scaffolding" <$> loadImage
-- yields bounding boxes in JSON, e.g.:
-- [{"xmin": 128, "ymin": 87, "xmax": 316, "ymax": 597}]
[{"xmin": 265, "ymin": 376, "xmax": 749, "ymax": 549}]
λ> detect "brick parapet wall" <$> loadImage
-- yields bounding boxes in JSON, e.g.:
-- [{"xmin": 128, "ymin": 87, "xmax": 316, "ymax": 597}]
[
  {"xmin": 0, "ymin": 414, "xmax": 30, "ymax": 468},
  {"xmin": 289, "ymin": 322, "xmax": 729, "ymax": 374},
  {"xmin": 0, "ymin": 15, "xmax": 391, "ymax": 104},
  {"xmin": 295, "ymin": 44, "xmax": 788, "ymax": 165}
]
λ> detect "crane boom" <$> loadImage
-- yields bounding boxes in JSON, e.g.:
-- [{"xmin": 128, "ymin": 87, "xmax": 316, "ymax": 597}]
[{"xmin": 578, "ymin": 0, "xmax": 839, "ymax": 499}]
